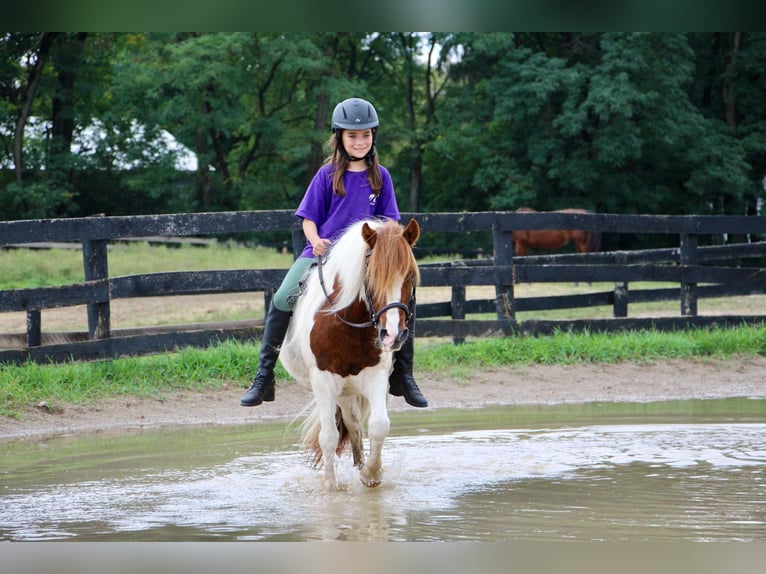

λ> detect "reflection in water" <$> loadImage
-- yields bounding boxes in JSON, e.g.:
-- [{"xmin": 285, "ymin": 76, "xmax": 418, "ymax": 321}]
[{"xmin": 1, "ymin": 400, "xmax": 765, "ymax": 541}]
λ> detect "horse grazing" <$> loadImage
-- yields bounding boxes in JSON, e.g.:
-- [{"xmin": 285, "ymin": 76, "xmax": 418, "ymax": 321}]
[
  {"xmin": 280, "ymin": 218, "xmax": 420, "ymax": 491},
  {"xmin": 512, "ymin": 207, "xmax": 602, "ymax": 256}
]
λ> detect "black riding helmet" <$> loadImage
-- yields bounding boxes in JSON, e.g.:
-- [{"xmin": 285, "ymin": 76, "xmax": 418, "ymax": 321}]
[{"xmin": 331, "ymin": 97, "xmax": 378, "ymax": 163}]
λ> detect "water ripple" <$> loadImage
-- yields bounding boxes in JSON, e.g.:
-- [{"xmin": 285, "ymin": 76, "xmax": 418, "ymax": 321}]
[{"xmin": 2, "ymin": 413, "xmax": 765, "ymax": 541}]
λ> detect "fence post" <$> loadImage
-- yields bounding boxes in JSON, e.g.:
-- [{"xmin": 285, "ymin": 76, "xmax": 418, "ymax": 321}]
[
  {"xmin": 492, "ymin": 220, "xmax": 517, "ymax": 331},
  {"xmin": 26, "ymin": 309, "xmax": 41, "ymax": 347},
  {"xmin": 82, "ymin": 239, "xmax": 111, "ymax": 339},
  {"xmin": 451, "ymin": 261, "xmax": 467, "ymax": 345},
  {"xmin": 263, "ymin": 288, "xmax": 274, "ymax": 309},
  {"xmin": 291, "ymin": 229, "xmax": 304, "ymax": 261},
  {"xmin": 680, "ymin": 233, "xmax": 698, "ymax": 316},
  {"xmin": 613, "ymin": 252, "xmax": 629, "ymax": 317},
  {"xmin": 613, "ymin": 282, "xmax": 629, "ymax": 317}
]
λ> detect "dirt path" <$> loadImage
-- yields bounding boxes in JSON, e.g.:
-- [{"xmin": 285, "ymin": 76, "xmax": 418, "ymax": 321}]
[{"xmin": 3, "ymin": 356, "xmax": 766, "ymax": 442}]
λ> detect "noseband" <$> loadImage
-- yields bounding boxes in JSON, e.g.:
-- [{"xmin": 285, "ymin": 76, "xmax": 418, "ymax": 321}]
[{"xmin": 317, "ymin": 251, "xmax": 416, "ymax": 330}]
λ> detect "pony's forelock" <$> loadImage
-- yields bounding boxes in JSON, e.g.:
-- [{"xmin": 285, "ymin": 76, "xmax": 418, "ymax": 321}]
[{"xmin": 365, "ymin": 222, "xmax": 419, "ymax": 304}]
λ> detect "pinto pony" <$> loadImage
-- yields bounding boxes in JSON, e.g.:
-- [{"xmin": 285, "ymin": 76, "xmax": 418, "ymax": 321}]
[
  {"xmin": 512, "ymin": 207, "xmax": 601, "ymax": 256},
  {"xmin": 280, "ymin": 218, "xmax": 420, "ymax": 490}
]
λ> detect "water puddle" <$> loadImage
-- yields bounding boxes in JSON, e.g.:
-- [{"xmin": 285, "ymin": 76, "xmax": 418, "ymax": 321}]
[{"xmin": 2, "ymin": 399, "xmax": 765, "ymax": 541}]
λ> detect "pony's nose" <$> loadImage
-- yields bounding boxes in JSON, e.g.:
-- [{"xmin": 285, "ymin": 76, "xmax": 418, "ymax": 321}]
[
  {"xmin": 398, "ymin": 328, "xmax": 409, "ymax": 343},
  {"xmin": 379, "ymin": 327, "xmax": 404, "ymax": 350}
]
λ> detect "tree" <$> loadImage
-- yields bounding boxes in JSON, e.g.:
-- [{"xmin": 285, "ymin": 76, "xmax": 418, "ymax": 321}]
[
  {"xmin": 110, "ymin": 33, "xmax": 339, "ymax": 212},
  {"xmin": 425, "ymin": 32, "xmax": 525, "ymax": 213},
  {"xmin": 7, "ymin": 33, "xmax": 57, "ymax": 184},
  {"xmin": 2, "ymin": 32, "xmax": 766, "ymax": 231},
  {"xmin": 360, "ymin": 32, "xmax": 457, "ymax": 212},
  {"xmin": 463, "ymin": 33, "xmax": 753, "ymax": 217},
  {"xmin": 689, "ymin": 33, "xmax": 766, "ymax": 219}
]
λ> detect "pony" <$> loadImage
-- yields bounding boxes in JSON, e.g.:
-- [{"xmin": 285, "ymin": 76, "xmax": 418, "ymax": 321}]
[
  {"xmin": 279, "ymin": 218, "xmax": 420, "ymax": 491},
  {"xmin": 512, "ymin": 207, "xmax": 602, "ymax": 256}
]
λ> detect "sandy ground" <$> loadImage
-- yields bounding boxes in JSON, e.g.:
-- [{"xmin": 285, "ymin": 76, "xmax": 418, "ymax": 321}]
[{"xmin": 3, "ymin": 356, "xmax": 766, "ymax": 442}]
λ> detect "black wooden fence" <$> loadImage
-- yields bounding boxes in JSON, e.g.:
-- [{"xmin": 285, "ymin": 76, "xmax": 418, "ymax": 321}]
[{"xmin": 1, "ymin": 210, "xmax": 765, "ymax": 365}]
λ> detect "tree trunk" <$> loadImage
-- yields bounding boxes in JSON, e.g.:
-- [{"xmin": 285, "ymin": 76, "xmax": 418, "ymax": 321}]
[
  {"xmin": 722, "ymin": 32, "xmax": 741, "ymax": 135},
  {"xmin": 14, "ymin": 33, "xmax": 58, "ymax": 183},
  {"xmin": 195, "ymin": 128, "xmax": 212, "ymax": 209},
  {"xmin": 722, "ymin": 33, "xmax": 746, "ymax": 241},
  {"xmin": 309, "ymin": 91, "xmax": 330, "ymax": 176},
  {"xmin": 409, "ymin": 150, "xmax": 422, "ymax": 212},
  {"xmin": 51, "ymin": 33, "xmax": 88, "ymax": 179}
]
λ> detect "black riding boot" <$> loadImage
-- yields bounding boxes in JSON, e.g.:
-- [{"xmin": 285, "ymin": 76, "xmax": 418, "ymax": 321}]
[
  {"xmin": 240, "ymin": 303, "xmax": 292, "ymax": 407},
  {"xmin": 389, "ymin": 329, "xmax": 428, "ymax": 408}
]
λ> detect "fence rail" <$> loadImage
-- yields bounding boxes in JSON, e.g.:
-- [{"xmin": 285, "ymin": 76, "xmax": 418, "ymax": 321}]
[{"xmin": 1, "ymin": 210, "xmax": 765, "ymax": 364}]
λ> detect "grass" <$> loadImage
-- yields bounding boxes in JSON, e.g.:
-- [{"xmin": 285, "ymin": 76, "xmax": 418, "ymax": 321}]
[
  {"xmin": 0, "ymin": 340, "xmax": 259, "ymax": 418},
  {"xmin": 417, "ymin": 324, "xmax": 766, "ymax": 370},
  {"xmin": 2, "ymin": 325, "xmax": 765, "ymax": 418}
]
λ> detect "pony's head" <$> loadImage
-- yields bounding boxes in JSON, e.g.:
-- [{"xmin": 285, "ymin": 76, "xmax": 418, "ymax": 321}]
[
  {"xmin": 361, "ymin": 218, "xmax": 420, "ymax": 351},
  {"xmin": 320, "ymin": 218, "xmax": 420, "ymax": 353}
]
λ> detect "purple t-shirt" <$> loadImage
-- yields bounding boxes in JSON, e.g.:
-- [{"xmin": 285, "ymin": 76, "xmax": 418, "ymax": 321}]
[{"xmin": 295, "ymin": 163, "xmax": 401, "ymax": 258}]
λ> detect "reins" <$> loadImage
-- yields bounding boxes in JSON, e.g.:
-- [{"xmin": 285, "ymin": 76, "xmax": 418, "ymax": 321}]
[{"xmin": 316, "ymin": 250, "xmax": 416, "ymax": 330}]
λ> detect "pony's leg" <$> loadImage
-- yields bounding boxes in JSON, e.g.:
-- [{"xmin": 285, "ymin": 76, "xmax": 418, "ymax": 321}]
[
  {"xmin": 339, "ymin": 397, "xmax": 365, "ymax": 468},
  {"xmin": 317, "ymin": 408, "xmax": 339, "ymax": 490},
  {"xmin": 312, "ymin": 371, "xmax": 343, "ymax": 490},
  {"xmin": 359, "ymin": 377, "xmax": 390, "ymax": 487}
]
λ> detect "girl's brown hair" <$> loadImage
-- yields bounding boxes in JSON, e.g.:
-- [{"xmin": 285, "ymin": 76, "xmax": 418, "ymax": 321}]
[{"xmin": 323, "ymin": 130, "xmax": 383, "ymax": 198}]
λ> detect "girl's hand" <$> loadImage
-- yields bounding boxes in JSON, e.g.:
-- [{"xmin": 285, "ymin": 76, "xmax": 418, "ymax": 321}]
[{"xmin": 311, "ymin": 238, "xmax": 332, "ymax": 256}]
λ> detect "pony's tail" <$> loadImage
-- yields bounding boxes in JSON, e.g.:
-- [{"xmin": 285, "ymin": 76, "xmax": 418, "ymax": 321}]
[{"xmin": 300, "ymin": 404, "xmax": 351, "ymax": 469}]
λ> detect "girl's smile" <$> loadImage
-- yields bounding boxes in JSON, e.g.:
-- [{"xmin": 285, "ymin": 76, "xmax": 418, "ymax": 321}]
[{"xmin": 342, "ymin": 129, "xmax": 373, "ymax": 160}]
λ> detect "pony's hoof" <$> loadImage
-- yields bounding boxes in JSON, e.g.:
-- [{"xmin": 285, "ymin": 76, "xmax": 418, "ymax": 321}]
[
  {"xmin": 360, "ymin": 477, "xmax": 382, "ymax": 488},
  {"xmin": 359, "ymin": 464, "xmax": 383, "ymax": 488},
  {"xmin": 321, "ymin": 480, "xmax": 344, "ymax": 493},
  {"xmin": 359, "ymin": 466, "xmax": 383, "ymax": 487}
]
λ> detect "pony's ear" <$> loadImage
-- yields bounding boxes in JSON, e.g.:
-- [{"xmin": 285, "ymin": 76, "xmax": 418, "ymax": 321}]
[
  {"xmin": 362, "ymin": 222, "xmax": 378, "ymax": 249},
  {"xmin": 403, "ymin": 218, "xmax": 420, "ymax": 246}
]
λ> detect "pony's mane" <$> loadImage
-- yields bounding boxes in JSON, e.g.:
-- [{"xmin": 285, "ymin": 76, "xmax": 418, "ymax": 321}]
[
  {"xmin": 320, "ymin": 220, "xmax": 375, "ymax": 312},
  {"xmin": 322, "ymin": 219, "xmax": 418, "ymax": 314}
]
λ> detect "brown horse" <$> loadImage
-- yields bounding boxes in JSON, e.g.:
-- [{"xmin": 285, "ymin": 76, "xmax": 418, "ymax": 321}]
[{"xmin": 512, "ymin": 207, "xmax": 601, "ymax": 256}]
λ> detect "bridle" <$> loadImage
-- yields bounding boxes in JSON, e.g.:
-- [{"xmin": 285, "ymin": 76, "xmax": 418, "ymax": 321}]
[{"xmin": 316, "ymin": 251, "xmax": 416, "ymax": 330}]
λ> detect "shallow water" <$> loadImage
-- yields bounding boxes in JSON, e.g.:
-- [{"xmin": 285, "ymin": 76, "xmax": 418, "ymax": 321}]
[{"xmin": 2, "ymin": 399, "xmax": 765, "ymax": 541}]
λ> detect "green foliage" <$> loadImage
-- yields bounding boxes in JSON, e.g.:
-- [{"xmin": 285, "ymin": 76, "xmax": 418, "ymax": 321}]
[
  {"xmin": 479, "ymin": 35, "xmax": 710, "ymax": 213},
  {"xmin": 0, "ymin": 180, "xmax": 74, "ymax": 220},
  {"xmin": 2, "ymin": 33, "xmax": 765, "ymax": 238}
]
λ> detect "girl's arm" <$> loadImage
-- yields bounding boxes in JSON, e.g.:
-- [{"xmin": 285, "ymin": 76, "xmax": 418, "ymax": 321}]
[{"xmin": 302, "ymin": 219, "xmax": 332, "ymax": 256}]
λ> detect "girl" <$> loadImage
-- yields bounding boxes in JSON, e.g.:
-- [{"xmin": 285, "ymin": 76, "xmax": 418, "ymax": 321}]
[{"xmin": 240, "ymin": 97, "xmax": 428, "ymax": 408}]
